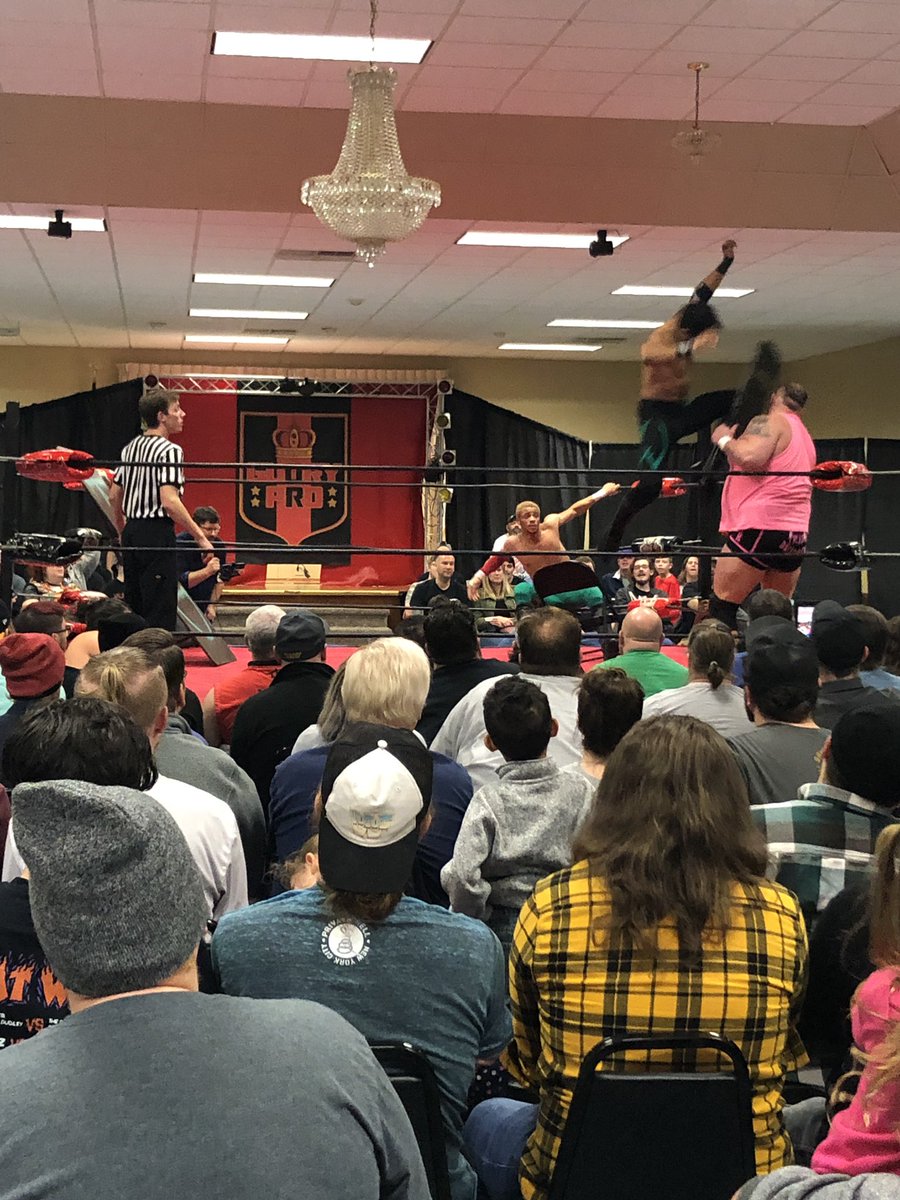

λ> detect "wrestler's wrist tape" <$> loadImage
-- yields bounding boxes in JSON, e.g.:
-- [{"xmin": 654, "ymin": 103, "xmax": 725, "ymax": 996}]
[
  {"xmin": 717, "ymin": 435, "xmax": 733, "ymax": 451},
  {"xmin": 717, "ymin": 256, "xmax": 733, "ymax": 274}
]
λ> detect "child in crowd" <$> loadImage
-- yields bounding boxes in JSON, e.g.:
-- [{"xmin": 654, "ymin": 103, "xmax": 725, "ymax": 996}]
[
  {"xmin": 811, "ymin": 824, "xmax": 900, "ymax": 1177},
  {"xmin": 440, "ymin": 676, "xmax": 594, "ymax": 954}
]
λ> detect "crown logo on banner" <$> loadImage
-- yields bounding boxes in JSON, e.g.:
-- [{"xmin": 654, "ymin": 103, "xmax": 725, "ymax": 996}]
[{"xmin": 272, "ymin": 421, "xmax": 317, "ymax": 464}]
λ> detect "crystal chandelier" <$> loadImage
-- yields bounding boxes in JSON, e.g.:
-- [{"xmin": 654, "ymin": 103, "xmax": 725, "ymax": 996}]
[
  {"xmin": 671, "ymin": 62, "xmax": 721, "ymax": 164},
  {"xmin": 301, "ymin": 0, "xmax": 441, "ymax": 267}
]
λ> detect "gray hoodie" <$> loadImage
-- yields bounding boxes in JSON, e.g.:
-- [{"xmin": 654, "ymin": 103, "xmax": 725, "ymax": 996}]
[{"xmin": 740, "ymin": 1169, "xmax": 900, "ymax": 1200}]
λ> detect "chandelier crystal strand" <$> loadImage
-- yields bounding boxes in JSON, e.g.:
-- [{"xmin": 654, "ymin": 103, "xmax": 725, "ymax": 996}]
[
  {"xmin": 671, "ymin": 61, "xmax": 721, "ymax": 164},
  {"xmin": 300, "ymin": 0, "xmax": 441, "ymax": 266}
]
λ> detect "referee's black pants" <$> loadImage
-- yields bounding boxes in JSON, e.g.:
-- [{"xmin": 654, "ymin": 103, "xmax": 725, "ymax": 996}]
[{"xmin": 121, "ymin": 517, "xmax": 178, "ymax": 631}]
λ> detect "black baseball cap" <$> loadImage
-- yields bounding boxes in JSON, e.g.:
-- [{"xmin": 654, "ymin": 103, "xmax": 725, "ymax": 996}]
[
  {"xmin": 811, "ymin": 600, "xmax": 866, "ymax": 672},
  {"xmin": 745, "ymin": 617, "xmax": 819, "ymax": 695}
]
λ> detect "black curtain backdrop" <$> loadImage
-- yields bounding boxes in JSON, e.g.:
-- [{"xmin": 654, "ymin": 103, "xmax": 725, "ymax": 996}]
[
  {"xmin": 863, "ymin": 439, "xmax": 900, "ymax": 617},
  {"xmin": 445, "ymin": 391, "xmax": 592, "ymax": 576},
  {"xmin": 798, "ymin": 437, "xmax": 865, "ymax": 607},
  {"xmin": 0, "ymin": 379, "xmax": 142, "ymax": 536}
]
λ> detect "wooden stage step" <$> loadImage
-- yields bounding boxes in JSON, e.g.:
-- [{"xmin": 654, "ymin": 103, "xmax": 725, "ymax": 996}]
[{"xmin": 218, "ymin": 585, "xmax": 407, "ymax": 638}]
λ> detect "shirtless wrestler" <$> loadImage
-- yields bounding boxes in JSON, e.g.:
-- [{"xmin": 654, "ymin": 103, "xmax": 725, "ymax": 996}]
[
  {"xmin": 708, "ymin": 383, "xmax": 816, "ymax": 629},
  {"xmin": 598, "ymin": 239, "xmax": 747, "ymax": 553},
  {"xmin": 466, "ymin": 483, "xmax": 620, "ymax": 607}
]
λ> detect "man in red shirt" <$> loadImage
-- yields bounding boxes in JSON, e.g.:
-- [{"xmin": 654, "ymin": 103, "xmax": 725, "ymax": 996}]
[{"xmin": 202, "ymin": 604, "xmax": 285, "ymax": 746}]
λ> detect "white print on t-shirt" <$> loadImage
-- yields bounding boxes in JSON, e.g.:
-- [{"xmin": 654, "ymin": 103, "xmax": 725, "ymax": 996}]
[{"xmin": 321, "ymin": 919, "xmax": 370, "ymax": 966}]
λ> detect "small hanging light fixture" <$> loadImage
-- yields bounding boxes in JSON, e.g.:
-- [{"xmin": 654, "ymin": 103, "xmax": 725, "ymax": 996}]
[
  {"xmin": 301, "ymin": 0, "xmax": 442, "ymax": 267},
  {"xmin": 671, "ymin": 62, "xmax": 721, "ymax": 164}
]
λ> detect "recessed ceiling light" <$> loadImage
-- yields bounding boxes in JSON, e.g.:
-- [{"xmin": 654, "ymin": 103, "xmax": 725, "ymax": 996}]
[
  {"xmin": 193, "ymin": 273, "xmax": 334, "ymax": 288},
  {"xmin": 548, "ymin": 318, "xmax": 664, "ymax": 329},
  {"xmin": 0, "ymin": 215, "xmax": 107, "ymax": 232},
  {"xmin": 612, "ymin": 285, "xmax": 754, "ymax": 298},
  {"xmin": 184, "ymin": 334, "xmax": 290, "ymax": 346},
  {"xmin": 499, "ymin": 342, "xmax": 602, "ymax": 352},
  {"xmin": 189, "ymin": 308, "xmax": 309, "ymax": 321},
  {"xmin": 211, "ymin": 31, "xmax": 432, "ymax": 65},
  {"xmin": 459, "ymin": 232, "xmax": 629, "ymax": 250}
]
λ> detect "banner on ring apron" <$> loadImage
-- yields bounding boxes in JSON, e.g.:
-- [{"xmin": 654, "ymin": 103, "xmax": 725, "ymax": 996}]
[{"xmin": 236, "ymin": 387, "xmax": 351, "ymax": 566}]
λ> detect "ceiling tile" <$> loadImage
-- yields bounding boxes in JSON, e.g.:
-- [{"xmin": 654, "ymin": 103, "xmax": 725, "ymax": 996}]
[
  {"xmin": 593, "ymin": 94, "xmax": 688, "ymax": 119},
  {"xmin": 778, "ymin": 102, "xmax": 888, "ymax": 123},
  {"xmin": 497, "ymin": 90, "xmax": 602, "ymax": 117},
  {"xmin": 636, "ymin": 50, "xmax": 766, "ymax": 77},
  {"xmin": 326, "ymin": 9, "xmax": 439, "ymax": 37},
  {"xmin": 460, "ymin": 0, "xmax": 583, "ymax": 16},
  {"xmin": 425, "ymin": 42, "xmax": 540, "ymax": 68},
  {"xmin": 711, "ymin": 77, "xmax": 827, "ymax": 104},
  {"xmin": 401, "ymin": 83, "xmax": 504, "ymax": 111},
  {"xmin": 579, "ymin": 0, "xmax": 708, "ymax": 19},
  {"xmin": 843, "ymin": 60, "xmax": 900, "ymax": 84},
  {"xmin": 412, "ymin": 64, "xmax": 524, "ymax": 89},
  {"xmin": 205, "ymin": 76, "xmax": 306, "ymax": 104},
  {"xmin": 338, "ymin": 0, "xmax": 458, "ymax": 10},
  {"xmin": 739, "ymin": 55, "xmax": 865, "ymax": 82},
  {"xmin": 301, "ymin": 81, "xmax": 355, "ymax": 108},
  {"xmin": 510, "ymin": 68, "xmax": 625, "ymax": 94},
  {"xmin": 97, "ymin": 27, "xmax": 209, "ymax": 73},
  {"xmin": 92, "ymin": 0, "xmax": 212, "ymax": 29},
  {"xmin": 812, "ymin": 2, "xmax": 900, "ymax": 35},
  {"xmin": 442, "ymin": 15, "xmax": 567, "ymax": 44},
  {"xmin": 772, "ymin": 30, "xmax": 900, "ymax": 58},
  {"xmin": 814, "ymin": 80, "xmax": 900, "ymax": 105},
  {"xmin": 0, "ymin": 18, "xmax": 96, "ymax": 52},
  {"xmin": 206, "ymin": 55, "xmax": 313, "ymax": 81},
  {"xmin": 664, "ymin": 25, "xmax": 792, "ymax": 54},
  {"xmin": 101, "ymin": 72, "xmax": 204, "ymax": 101},
  {"xmin": 695, "ymin": 0, "xmax": 834, "ymax": 29},
  {"xmin": 212, "ymin": 6, "xmax": 332, "ymax": 35},
  {"xmin": 556, "ymin": 21, "xmax": 681, "ymax": 49},
  {"xmin": 702, "ymin": 97, "xmax": 805, "ymax": 122},
  {"xmin": 0, "ymin": 68, "xmax": 100, "ymax": 96},
  {"xmin": 534, "ymin": 46, "xmax": 652, "ymax": 72},
  {"xmin": 0, "ymin": 0, "xmax": 90, "ymax": 20}
]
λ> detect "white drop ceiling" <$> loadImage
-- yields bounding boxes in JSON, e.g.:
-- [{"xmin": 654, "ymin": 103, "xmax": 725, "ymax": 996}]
[{"xmin": 1, "ymin": 0, "xmax": 900, "ymax": 361}]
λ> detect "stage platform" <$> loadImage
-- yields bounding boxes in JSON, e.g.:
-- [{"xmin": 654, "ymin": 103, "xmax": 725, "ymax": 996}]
[{"xmin": 219, "ymin": 584, "xmax": 407, "ymax": 637}]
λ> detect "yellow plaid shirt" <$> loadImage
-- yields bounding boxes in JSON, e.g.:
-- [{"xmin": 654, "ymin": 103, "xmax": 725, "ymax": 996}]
[{"xmin": 504, "ymin": 861, "xmax": 809, "ymax": 1200}]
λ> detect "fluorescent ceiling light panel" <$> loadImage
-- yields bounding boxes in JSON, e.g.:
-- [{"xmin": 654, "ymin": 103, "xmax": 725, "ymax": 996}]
[
  {"xmin": 548, "ymin": 318, "xmax": 663, "ymax": 329},
  {"xmin": 189, "ymin": 308, "xmax": 309, "ymax": 320},
  {"xmin": 612, "ymin": 285, "xmax": 754, "ymax": 298},
  {"xmin": 193, "ymin": 273, "xmax": 333, "ymax": 288},
  {"xmin": 184, "ymin": 334, "xmax": 290, "ymax": 346},
  {"xmin": 0, "ymin": 215, "xmax": 107, "ymax": 232},
  {"xmin": 459, "ymin": 232, "xmax": 629, "ymax": 250},
  {"xmin": 212, "ymin": 31, "xmax": 431, "ymax": 65},
  {"xmin": 500, "ymin": 342, "xmax": 602, "ymax": 352}
]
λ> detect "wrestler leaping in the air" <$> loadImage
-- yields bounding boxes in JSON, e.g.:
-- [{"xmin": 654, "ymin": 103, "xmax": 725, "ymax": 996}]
[
  {"xmin": 467, "ymin": 483, "xmax": 620, "ymax": 606},
  {"xmin": 597, "ymin": 240, "xmax": 776, "ymax": 552}
]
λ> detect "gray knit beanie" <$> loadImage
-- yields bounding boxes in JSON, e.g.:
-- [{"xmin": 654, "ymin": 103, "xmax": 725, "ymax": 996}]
[{"xmin": 14, "ymin": 780, "xmax": 207, "ymax": 998}]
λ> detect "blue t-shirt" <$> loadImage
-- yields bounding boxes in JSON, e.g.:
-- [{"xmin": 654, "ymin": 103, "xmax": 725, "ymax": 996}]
[
  {"xmin": 212, "ymin": 890, "xmax": 511, "ymax": 1200},
  {"xmin": 269, "ymin": 747, "xmax": 473, "ymax": 906}
]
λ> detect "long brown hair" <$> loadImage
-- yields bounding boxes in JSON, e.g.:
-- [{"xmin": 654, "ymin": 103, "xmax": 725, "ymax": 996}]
[
  {"xmin": 572, "ymin": 715, "xmax": 768, "ymax": 958},
  {"xmin": 688, "ymin": 620, "xmax": 735, "ymax": 691}
]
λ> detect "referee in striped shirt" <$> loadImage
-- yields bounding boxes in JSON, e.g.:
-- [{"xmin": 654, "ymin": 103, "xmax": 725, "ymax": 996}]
[{"xmin": 109, "ymin": 386, "xmax": 213, "ymax": 631}]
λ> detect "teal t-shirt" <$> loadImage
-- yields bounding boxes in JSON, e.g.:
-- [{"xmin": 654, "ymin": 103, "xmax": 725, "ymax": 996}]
[
  {"xmin": 594, "ymin": 648, "xmax": 689, "ymax": 698},
  {"xmin": 212, "ymin": 890, "xmax": 511, "ymax": 1200}
]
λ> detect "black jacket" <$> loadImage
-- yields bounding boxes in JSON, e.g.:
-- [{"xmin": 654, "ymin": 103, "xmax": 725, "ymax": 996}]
[
  {"xmin": 416, "ymin": 658, "xmax": 519, "ymax": 746},
  {"xmin": 230, "ymin": 659, "xmax": 334, "ymax": 814},
  {"xmin": 814, "ymin": 676, "xmax": 900, "ymax": 731}
]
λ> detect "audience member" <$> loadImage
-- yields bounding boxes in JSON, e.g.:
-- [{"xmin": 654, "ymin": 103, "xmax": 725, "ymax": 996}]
[
  {"xmin": 612, "ymin": 555, "xmax": 675, "ymax": 625},
  {"xmin": 213, "ymin": 722, "xmax": 507, "ymax": 1200},
  {"xmin": 407, "ymin": 550, "xmax": 470, "ymax": 613},
  {"xmin": 417, "ymin": 604, "xmax": 518, "ymax": 745},
  {"xmin": 884, "ymin": 615, "xmax": 900, "ymax": 676},
  {"xmin": 290, "ymin": 661, "xmax": 348, "ymax": 754},
  {"xmin": 441, "ymin": 676, "xmax": 593, "ymax": 954},
  {"xmin": 432, "ymin": 608, "xmax": 584, "ymax": 790},
  {"xmin": 464, "ymin": 716, "xmax": 807, "ymax": 1200},
  {"xmin": 270, "ymin": 639, "xmax": 472, "ymax": 905},
  {"xmin": 97, "ymin": 608, "xmax": 150, "ymax": 651},
  {"xmin": 846, "ymin": 604, "xmax": 900, "ymax": 694},
  {"xmin": 812, "ymin": 601, "xmax": 900, "ymax": 730},
  {"xmin": 732, "ymin": 589, "xmax": 794, "ymax": 686},
  {"xmin": 729, "ymin": 618, "xmax": 828, "ymax": 806},
  {"xmin": 809, "ymin": 822, "xmax": 900, "ymax": 1178},
  {"xmin": 595, "ymin": 607, "xmax": 689, "ymax": 697},
  {"xmin": 230, "ymin": 609, "xmax": 333, "ymax": 814},
  {"xmin": 563, "ymin": 667, "xmax": 643, "ymax": 783},
  {"xmin": 0, "ymin": 634, "xmax": 66, "ymax": 764},
  {"xmin": 653, "ymin": 554, "xmax": 681, "ymax": 612},
  {"xmin": 273, "ymin": 834, "xmax": 320, "ymax": 891},
  {"xmin": 201, "ymin": 604, "xmax": 285, "ymax": 746},
  {"xmin": 0, "ymin": 776, "xmax": 426, "ymax": 1200},
  {"xmin": 402, "ymin": 540, "xmax": 453, "ymax": 610},
  {"xmin": 392, "ymin": 613, "xmax": 427, "ymax": 650},
  {"xmin": 473, "ymin": 565, "xmax": 517, "ymax": 635},
  {"xmin": 122, "ymin": 628, "xmax": 267, "ymax": 901},
  {"xmin": 3, "ymin": 601, "xmax": 70, "ymax": 704},
  {"xmin": 62, "ymin": 597, "xmax": 130, "ymax": 669},
  {"xmin": 737, "ymin": 1169, "xmax": 900, "ymax": 1198},
  {"xmin": 751, "ymin": 704, "xmax": 899, "ymax": 930},
  {"xmin": 672, "ymin": 553, "xmax": 703, "ymax": 637},
  {"xmin": 60, "ymin": 657, "xmax": 248, "ymax": 920},
  {"xmin": 642, "ymin": 618, "xmax": 747, "ymax": 737},
  {"xmin": 176, "ymin": 504, "xmax": 227, "ymax": 622},
  {"xmin": 599, "ymin": 552, "xmax": 633, "ymax": 602}
]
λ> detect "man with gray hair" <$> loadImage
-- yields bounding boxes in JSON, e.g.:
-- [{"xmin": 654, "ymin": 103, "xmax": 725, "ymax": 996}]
[
  {"xmin": 201, "ymin": 604, "xmax": 285, "ymax": 747},
  {"xmin": 0, "ymin": 778, "xmax": 428, "ymax": 1199}
]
